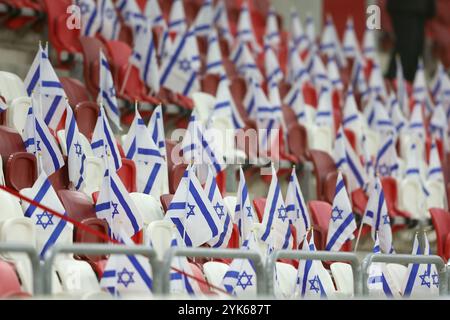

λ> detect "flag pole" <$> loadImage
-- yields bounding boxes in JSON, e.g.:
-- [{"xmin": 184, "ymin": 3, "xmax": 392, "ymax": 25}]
[
  {"xmin": 119, "ymin": 63, "xmax": 132, "ymax": 96},
  {"xmin": 353, "ymin": 212, "xmax": 365, "ymax": 252}
]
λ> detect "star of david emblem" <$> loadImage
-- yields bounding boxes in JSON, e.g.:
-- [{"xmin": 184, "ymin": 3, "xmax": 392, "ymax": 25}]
[
  {"xmin": 331, "ymin": 206, "xmax": 343, "ymax": 222},
  {"xmin": 236, "ymin": 271, "xmax": 253, "ymax": 290},
  {"xmin": 117, "ymin": 268, "xmax": 135, "ymax": 288},
  {"xmin": 178, "ymin": 58, "xmax": 191, "ymax": 72},
  {"xmin": 111, "ymin": 202, "xmax": 119, "ymax": 218},
  {"xmin": 80, "ymin": 3, "xmax": 89, "ymax": 14},
  {"xmin": 431, "ymin": 271, "xmax": 439, "ymax": 287},
  {"xmin": 213, "ymin": 202, "xmax": 225, "ymax": 219},
  {"xmin": 419, "ymin": 271, "xmax": 431, "ymax": 288},
  {"xmin": 74, "ymin": 141, "xmax": 82, "ymax": 157},
  {"xmin": 382, "ymin": 214, "xmax": 390, "ymax": 225},
  {"xmin": 105, "ymin": 8, "xmax": 114, "ymax": 19},
  {"xmin": 278, "ymin": 205, "xmax": 288, "ymax": 223},
  {"xmin": 36, "ymin": 211, "xmax": 54, "ymax": 230},
  {"xmin": 377, "ymin": 164, "xmax": 390, "ymax": 176},
  {"xmin": 246, "ymin": 206, "xmax": 253, "ymax": 218},
  {"xmin": 109, "ymin": 86, "xmax": 116, "ymax": 98},
  {"xmin": 186, "ymin": 203, "xmax": 196, "ymax": 219},
  {"xmin": 308, "ymin": 275, "xmax": 321, "ymax": 293}
]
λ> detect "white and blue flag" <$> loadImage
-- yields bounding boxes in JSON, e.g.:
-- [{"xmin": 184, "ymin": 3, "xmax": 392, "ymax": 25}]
[
  {"xmin": 65, "ymin": 103, "xmax": 86, "ymax": 191},
  {"xmin": 427, "ymin": 139, "xmax": 444, "ymax": 182},
  {"xmin": 168, "ymin": 0, "xmax": 187, "ymax": 34},
  {"xmin": 21, "ymin": 171, "xmax": 73, "ymax": 259},
  {"xmin": 342, "ymin": 17, "xmax": 362, "ymax": 60},
  {"xmin": 213, "ymin": 78, "xmax": 245, "ymax": 129},
  {"xmin": 285, "ymin": 168, "xmax": 311, "ymax": 247},
  {"xmin": 264, "ymin": 41, "xmax": 283, "ymax": 86},
  {"xmin": 76, "ymin": 0, "xmax": 100, "ymax": 37},
  {"xmin": 408, "ymin": 101, "xmax": 426, "ymax": 140},
  {"xmin": 290, "ymin": 8, "xmax": 309, "ymax": 54},
  {"xmin": 260, "ymin": 165, "xmax": 292, "ymax": 250},
  {"xmin": 192, "ymin": 0, "xmax": 213, "ymax": 36},
  {"xmin": 325, "ymin": 172, "xmax": 356, "ymax": 251},
  {"xmin": 265, "ymin": 6, "xmax": 280, "ymax": 48},
  {"xmin": 395, "ymin": 55, "xmax": 410, "ymax": 117},
  {"xmin": 351, "ymin": 56, "xmax": 368, "ymax": 99},
  {"xmin": 342, "ymin": 86, "xmax": 364, "ymax": 131},
  {"xmin": 375, "ymin": 133, "xmax": 399, "ymax": 177},
  {"xmin": 429, "ymin": 102, "xmax": 447, "ymax": 142},
  {"xmin": 98, "ymin": 50, "xmax": 121, "ymax": 129},
  {"xmin": 305, "ymin": 14, "xmax": 316, "ymax": 48},
  {"xmin": 388, "ymin": 92, "xmax": 407, "ymax": 136},
  {"xmin": 144, "ymin": 0, "xmax": 166, "ymax": 29},
  {"xmin": 230, "ymin": 41, "xmax": 263, "ymax": 83},
  {"xmin": 235, "ymin": 167, "xmax": 256, "ymax": 244},
  {"xmin": 98, "ymin": 0, "xmax": 120, "ymax": 40},
  {"xmin": 315, "ymin": 86, "xmax": 334, "ymax": 128},
  {"xmin": 148, "ymin": 105, "xmax": 167, "ymax": 160},
  {"xmin": 165, "ymin": 165, "xmax": 222, "ymax": 247},
  {"xmin": 319, "ymin": 15, "xmax": 346, "ymax": 67},
  {"xmin": 362, "ymin": 28, "xmax": 377, "ymax": 61},
  {"xmin": 213, "ymin": 0, "xmax": 233, "ymax": 43},
  {"xmin": 116, "ymin": 0, "xmax": 146, "ymax": 36},
  {"xmin": 236, "ymin": 1, "xmax": 260, "ymax": 52},
  {"xmin": 96, "ymin": 169, "xmax": 144, "ymax": 239},
  {"xmin": 205, "ymin": 29, "xmax": 227, "ymax": 77},
  {"xmin": 287, "ymin": 43, "xmax": 309, "ymax": 85},
  {"xmin": 327, "ymin": 56, "xmax": 344, "ymax": 91},
  {"xmin": 91, "ymin": 105, "xmax": 122, "ymax": 172}
]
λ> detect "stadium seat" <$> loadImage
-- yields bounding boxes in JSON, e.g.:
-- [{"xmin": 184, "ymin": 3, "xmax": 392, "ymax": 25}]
[
  {"xmin": 330, "ymin": 262, "xmax": 354, "ymax": 298},
  {"xmin": 7, "ymin": 96, "xmax": 31, "ymax": 134},
  {"xmin": 53, "ymin": 259, "xmax": 100, "ymax": 294},
  {"xmin": 160, "ymin": 194, "xmax": 174, "ymax": 213},
  {"xmin": 146, "ymin": 220, "xmax": 173, "ymax": 260},
  {"xmin": 0, "ymin": 188, "xmax": 25, "ymax": 222},
  {"xmin": 0, "ymin": 260, "xmax": 29, "ymax": 298},
  {"xmin": 380, "ymin": 177, "xmax": 412, "ymax": 230},
  {"xmin": 430, "ymin": 208, "xmax": 450, "ymax": 261},
  {"xmin": 252, "ymin": 197, "xmax": 265, "ymax": 223},
  {"xmin": 0, "ymin": 71, "xmax": 27, "ymax": 103},
  {"xmin": 202, "ymin": 261, "xmax": 229, "ymax": 297},
  {"xmin": 60, "ymin": 77, "xmax": 91, "ymax": 108},
  {"xmin": 398, "ymin": 178, "xmax": 428, "ymax": 220},
  {"xmin": 5, "ymin": 152, "xmax": 37, "ymax": 192},
  {"xmin": 0, "ymin": 217, "xmax": 36, "ymax": 262},
  {"xmin": 48, "ymin": 157, "xmax": 70, "ymax": 191},
  {"xmin": 79, "ymin": 36, "xmax": 106, "ymax": 98},
  {"xmin": 117, "ymin": 158, "xmax": 137, "ymax": 193},
  {"xmin": 81, "ymin": 156, "xmax": 104, "ymax": 197},
  {"xmin": 169, "ymin": 163, "xmax": 188, "ymax": 194},
  {"xmin": 426, "ymin": 180, "xmax": 446, "ymax": 210},
  {"xmin": 74, "ymin": 102, "xmax": 99, "ymax": 140},
  {"xmin": 385, "ymin": 263, "xmax": 408, "ymax": 295},
  {"xmin": 129, "ymin": 192, "xmax": 164, "ymax": 226},
  {"xmin": 308, "ymin": 149, "xmax": 337, "ymax": 201},
  {"xmin": 0, "ymin": 125, "xmax": 26, "ymax": 159},
  {"xmin": 56, "ymin": 129, "xmax": 93, "ymax": 157},
  {"xmin": 274, "ymin": 262, "xmax": 297, "ymax": 298},
  {"xmin": 200, "ymin": 74, "xmax": 222, "ymax": 96}
]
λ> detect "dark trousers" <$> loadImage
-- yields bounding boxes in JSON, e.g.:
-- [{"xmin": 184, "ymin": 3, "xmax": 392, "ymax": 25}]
[{"xmin": 386, "ymin": 13, "xmax": 427, "ymax": 82}]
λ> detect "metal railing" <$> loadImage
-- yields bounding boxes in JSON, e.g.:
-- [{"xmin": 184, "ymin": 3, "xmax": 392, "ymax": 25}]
[
  {"xmin": 0, "ymin": 243, "xmax": 41, "ymax": 295},
  {"xmin": 42, "ymin": 244, "xmax": 159, "ymax": 295},
  {"xmin": 161, "ymin": 247, "xmax": 267, "ymax": 295},
  {"xmin": 361, "ymin": 253, "xmax": 448, "ymax": 296},
  {"xmin": 265, "ymin": 250, "xmax": 361, "ymax": 296}
]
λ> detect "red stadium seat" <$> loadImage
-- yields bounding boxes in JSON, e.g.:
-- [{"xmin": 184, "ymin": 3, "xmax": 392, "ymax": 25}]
[
  {"xmin": 160, "ymin": 194, "xmax": 174, "ymax": 213},
  {"xmin": 308, "ymin": 149, "xmax": 337, "ymax": 201},
  {"xmin": 60, "ymin": 77, "xmax": 91, "ymax": 108},
  {"xmin": 0, "ymin": 260, "xmax": 30, "ymax": 298},
  {"xmin": 5, "ymin": 151, "xmax": 37, "ymax": 192},
  {"xmin": 252, "ymin": 197, "xmax": 265, "ymax": 223},
  {"xmin": 117, "ymin": 158, "xmax": 137, "ymax": 193},
  {"xmin": 74, "ymin": 101, "xmax": 99, "ymax": 140},
  {"xmin": 79, "ymin": 36, "xmax": 106, "ymax": 98},
  {"xmin": 48, "ymin": 156, "xmax": 70, "ymax": 191},
  {"xmin": 380, "ymin": 177, "xmax": 412, "ymax": 231},
  {"xmin": 0, "ymin": 125, "xmax": 26, "ymax": 160},
  {"xmin": 169, "ymin": 163, "xmax": 188, "ymax": 194},
  {"xmin": 430, "ymin": 208, "xmax": 450, "ymax": 261},
  {"xmin": 200, "ymin": 74, "xmax": 221, "ymax": 96}
]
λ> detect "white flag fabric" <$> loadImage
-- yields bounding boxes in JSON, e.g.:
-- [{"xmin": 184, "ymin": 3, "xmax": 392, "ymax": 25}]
[
  {"xmin": 429, "ymin": 102, "xmax": 447, "ymax": 142},
  {"xmin": 265, "ymin": 6, "xmax": 280, "ymax": 48},
  {"xmin": 117, "ymin": 0, "xmax": 146, "ymax": 36},
  {"xmin": 368, "ymin": 62, "xmax": 387, "ymax": 100},
  {"xmin": 285, "ymin": 168, "xmax": 311, "ymax": 247},
  {"xmin": 236, "ymin": 1, "xmax": 260, "ymax": 52},
  {"xmin": 327, "ymin": 56, "xmax": 344, "ymax": 91},
  {"xmin": 287, "ymin": 44, "xmax": 309, "ymax": 85},
  {"xmin": 95, "ymin": 169, "xmax": 144, "ymax": 239},
  {"xmin": 342, "ymin": 17, "xmax": 362, "ymax": 60},
  {"xmin": 130, "ymin": 22, "xmax": 160, "ymax": 94},
  {"xmin": 319, "ymin": 15, "xmax": 346, "ymax": 67},
  {"xmin": 307, "ymin": 53, "xmax": 329, "ymax": 89},
  {"xmin": 98, "ymin": 0, "xmax": 120, "ymax": 40},
  {"xmin": 22, "ymin": 171, "xmax": 73, "ymax": 259},
  {"xmin": 65, "ymin": 103, "xmax": 86, "ymax": 191},
  {"xmin": 351, "ymin": 56, "xmax": 368, "ymax": 99},
  {"xmin": 325, "ymin": 172, "xmax": 356, "ymax": 251},
  {"xmin": 165, "ymin": 166, "xmax": 222, "ymax": 247},
  {"xmin": 305, "ymin": 14, "xmax": 316, "ymax": 47},
  {"xmin": 148, "ymin": 105, "xmax": 167, "ymax": 160},
  {"xmin": 213, "ymin": 0, "xmax": 233, "ymax": 43},
  {"xmin": 342, "ymin": 87, "xmax": 363, "ymax": 130},
  {"xmin": 230, "ymin": 41, "xmax": 263, "ymax": 83},
  {"xmin": 192, "ymin": 0, "xmax": 213, "ymax": 36},
  {"xmin": 205, "ymin": 29, "xmax": 226, "ymax": 77},
  {"xmin": 374, "ymin": 133, "xmax": 400, "ymax": 178},
  {"xmin": 283, "ymin": 82, "xmax": 310, "ymax": 124},
  {"xmin": 144, "ymin": 0, "xmax": 165, "ymax": 28},
  {"xmin": 315, "ymin": 86, "xmax": 334, "ymax": 128},
  {"xmin": 23, "ymin": 97, "xmax": 65, "ymax": 176},
  {"xmin": 264, "ymin": 42, "xmax": 283, "ymax": 86},
  {"xmin": 395, "ymin": 55, "xmax": 410, "ymax": 117},
  {"xmin": 235, "ymin": 167, "xmax": 256, "ymax": 244},
  {"xmin": 168, "ymin": 0, "xmax": 187, "ymax": 34},
  {"xmin": 260, "ymin": 166, "xmax": 292, "ymax": 250},
  {"xmin": 98, "ymin": 50, "xmax": 121, "ymax": 129},
  {"xmin": 77, "ymin": 0, "xmax": 100, "ymax": 37},
  {"xmin": 428, "ymin": 139, "xmax": 444, "ymax": 182},
  {"xmin": 222, "ymin": 231, "xmax": 261, "ymax": 297},
  {"xmin": 408, "ymin": 101, "xmax": 426, "ymax": 140},
  {"xmin": 122, "ymin": 109, "xmax": 166, "ymax": 197},
  {"xmin": 204, "ymin": 168, "xmax": 233, "ymax": 248},
  {"xmin": 213, "ymin": 78, "xmax": 245, "ymax": 129},
  {"xmin": 290, "ymin": 8, "xmax": 309, "ymax": 54},
  {"xmin": 362, "ymin": 28, "xmax": 377, "ymax": 61},
  {"xmin": 100, "ymin": 232, "xmax": 153, "ymax": 296},
  {"xmin": 402, "ymin": 234, "xmax": 439, "ymax": 298},
  {"xmin": 91, "ymin": 105, "xmax": 122, "ymax": 172},
  {"xmin": 388, "ymin": 92, "xmax": 407, "ymax": 136},
  {"xmin": 412, "ymin": 59, "xmax": 428, "ymax": 103},
  {"xmin": 362, "ymin": 178, "xmax": 394, "ymax": 254}
]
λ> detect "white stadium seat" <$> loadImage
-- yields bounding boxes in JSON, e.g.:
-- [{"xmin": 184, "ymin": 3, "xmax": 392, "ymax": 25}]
[
  {"xmin": 81, "ymin": 156, "xmax": 105, "ymax": 197},
  {"xmin": 8, "ymin": 96, "xmax": 31, "ymax": 135},
  {"xmin": 330, "ymin": 262, "xmax": 354, "ymax": 298},
  {"xmin": 398, "ymin": 178, "xmax": 428, "ymax": 220},
  {"xmin": 274, "ymin": 262, "xmax": 297, "ymax": 299},
  {"xmin": 56, "ymin": 129, "xmax": 94, "ymax": 157},
  {"xmin": 130, "ymin": 192, "xmax": 164, "ymax": 226},
  {"xmin": 202, "ymin": 261, "xmax": 230, "ymax": 297},
  {"xmin": 0, "ymin": 189, "xmax": 24, "ymax": 222},
  {"xmin": 426, "ymin": 180, "xmax": 446, "ymax": 210},
  {"xmin": 146, "ymin": 220, "xmax": 174, "ymax": 260},
  {"xmin": 0, "ymin": 71, "xmax": 27, "ymax": 103}
]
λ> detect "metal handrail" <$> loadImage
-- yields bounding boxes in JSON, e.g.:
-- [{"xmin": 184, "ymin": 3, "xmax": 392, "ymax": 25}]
[
  {"xmin": 266, "ymin": 250, "xmax": 361, "ymax": 296},
  {"xmin": 0, "ymin": 243, "xmax": 41, "ymax": 295},
  {"xmin": 161, "ymin": 247, "xmax": 267, "ymax": 296},
  {"xmin": 361, "ymin": 253, "xmax": 447, "ymax": 296},
  {"xmin": 42, "ymin": 244, "xmax": 159, "ymax": 295}
]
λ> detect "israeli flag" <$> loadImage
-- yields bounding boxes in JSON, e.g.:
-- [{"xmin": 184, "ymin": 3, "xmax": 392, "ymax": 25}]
[
  {"xmin": 319, "ymin": 15, "xmax": 346, "ymax": 67},
  {"xmin": 222, "ymin": 231, "xmax": 261, "ymax": 297},
  {"xmin": 342, "ymin": 86, "xmax": 363, "ymax": 130},
  {"xmin": 235, "ymin": 167, "xmax": 256, "ymax": 244},
  {"xmin": 65, "ymin": 103, "xmax": 86, "ymax": 191},
  {"xmin": 307, "ymin": 52, "xmax": 329, "ymax": 89},
  {"xmin": 362, "ymin": 134, "xmax": 375, "ymax": 179},
  {"xmin": 408, "ymin": 101, "xmax": 426, "ymax": 139},
  {"xmin": 325, "ymin": 172, "xmax": 357, "ymax": 251},
  {"xmin": 24, "ymin": 43, "xmax": 45, "ymax": 97},
  {"xmin": 368, "ymin": 62, "xmax": 387, "ymax": 100},
  {"xmin": 290, "ymin": 8, "xmax": 309, "ymax": 54},
  {"xmin": 98, "ymin": 0, "xmax": 120, "ymax": 40},
  {"xmin": 264, "ymin": 42, "xmax": 283, "ymax": 86},
  {"xmin": 405, "ymin": 143, "xmax": 429, "ymax": 197},
  {"xmin": 158, "ymin": 27, "xmax": 173, "ymax": 65},
  {"xmin": 192, "ymin": 0, "xmax": 213, "ymax": 36},
  {"xmin": 148, "ymin": 105, "xmax": 167, "ymax": 160},
  {"xmin": 287, "ymin": 42, "xmax": 309, "ymax": 85},
  {"xmin": 412, "ymin": 59, "xmax": 428, "ymax": 104},
  {"xmin": 160, "ymin": 30, "xmax": 200, "ymax": 97},
  {"xmin": 91, "ymin": 105, "xmax": 122, "ymax": 172},
  {"xmin": 428, "ymin": 140, "xmax": 444, "ymax": 182},
  {"xmin": 431, "ymin": 62, "xmax": 450, "ymax": 105},
  {"xmin": 327, "ymin": 56, "xmax": 344, "ymax": 91},
  {"xmin": 367, "ymin": 96, "xmax": 394, "ymax": 135},
  {"xmin": 375, "ymin": 133, "xmax": 400, "ymax": 178},
  {"xmin": 283, "ymin": 82, "xmax": 310, "ymax": 124},
  {"xmin": 294, "ymin": 231, "xmax": 329, "ymax": 298},
  {"xmin": 265, "ymin": 6, "xmax": 280, "ymax": 48},
  {"xmin": 388, "ymin": 92, "xmax": 407, "ymax": 136},
  {"xmin": 230, "ymin": 41, "xmax": 263, "ymax": 83},
  {"xmin": 169, "ymin": 234, "xmax": 201, "ymax": 295},
  {"xmin": 100, "ymin": 231, "xmax": 153, "ymax": 296},
  {"xmin": 395, "ymin": 55, "xmax": 410, "ymax": 117},
  {"xmin": 351, "ymin": 56, "xmax": 368, "ymax": 99},
  {"xmin": 21, "ymin": 171, "xmax": 73, "ymax": 259},
  {"xmin": 260, "ymin": 165, "xmax": 292, "ymax": 249},
  {"xmin": 305, "ymin": 14, "xmax": 316, "ymax": 47},
  {"xmin": 334, "ymin": 128, "xmax": 368, "ymax": 191},
  {"xmin": 254, "ymin": 81, "xmax": 281, "ymax": 120},
  {"xmin": 213, "ymin": 78, "xmax": 245, "ymax": 129},
  {"xmin": 315, "ymin": 86, "xmax": 334, "ymax": 128},
  {"xmin": 23, "ymin": 97, "xmax": 65, "ymax": 176},
  {"xmin": 76, "ymin": 0, "xmax": 100, "ymax": 37},
  {"xmin": 362, "ymin": 28, "xmax": 377, "ymax": 61},
  {"xmin": 213, "ymin": 0, "xmax": 233, "ymax": 43},
  {"xmin": 257, "ymin": 117, "xmax": 281, "ymax": 155},
  {"xmin": 402, "ymin": 233, "xmax": 439, "ymax": 298},
  {"xmin": 144, "ymin": 0, "xmax": 166, "ymax": 29},
  {"xmin": 98, "ymin": 50, "xmax": 121, "ymax": 129},
  {"xmin": 205, "ymin": 29, "xmax": 226, "ymax": 77},
  {"xmin": 168, "ymin": 0, "xmax": 187, "ymax": 34},
  {"xmin": 204, "ymin": 168, "xmax": 233, "ymax": 248},
  {"xmin": 285, "ymin": 168, "xmax": 311, "ymax": 248},
  {"xmin": 96, "ymin": 169, "xmax": 144, "ymax": 239},
  {"xmin": 122, "ymin": 108, "xmax": 166, "ymax": 197},
  {"xmin": 429, "ymin": 102, "xmax": 447, "ymax": 142},
  {"xmin": 130, "ymin": 22, "xmax": 160, "ymax": 93},
  {"xmin": 367, "ymin": 235, "xmax": 399, "ymax": 298},
  {"xmin": 165, "ymin": 165, "xmax": 222, "ymax": 247},
  {"xmin": 236, "ymin": 1, "xmax": 260, "ymax": 52},
  {"xmin": 342, "ymin": 17, "xmax": 362, "ymax": 60},
  {"xmin": 362, "ymin": 178, "xmax": 394, "ymax": 253},
  {"xmin": 182, "ymin": 117, "xmax": 226, "ymax": 176},
  {"xmin": 116, "ymin": 0, "xmax": 146, "ymax": 35}
]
